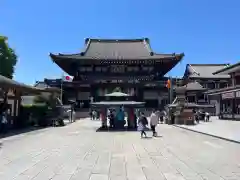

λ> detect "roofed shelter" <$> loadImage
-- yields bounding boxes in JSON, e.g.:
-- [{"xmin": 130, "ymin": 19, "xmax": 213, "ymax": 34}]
[
  {"xmin": 50, "ymin": 38, "xmax": 184, "ymax": 109},
  {"xmin": 183, "ymin": 81, "xmax": 206, "ymax": 91},
  {"xmin": 91, "ymin": 90, "xmax": 145, "ymax": 130},
  {"xmin": 0, "ymin": 75, "xmax": 60, "ymax": 94},
  {"xmin": 0, "ymin": 75, "xmax": 60, "ymax": 119}
]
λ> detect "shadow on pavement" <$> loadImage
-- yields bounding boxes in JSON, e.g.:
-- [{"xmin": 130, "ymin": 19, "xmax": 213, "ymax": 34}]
[
  {"xmin": 96, "ymin": 127, "xmax": 152, "ymax": 132},
  {"xmin": 0, "ymin": 127, "xmax": 48, "ymax": 139},
  {"xmin": 142, "ymin": 136, "xmax": 153, "ymax": 139},
  {"xmin": 154, "ymin": 135, "xmax": 163, "ymax": 138}
]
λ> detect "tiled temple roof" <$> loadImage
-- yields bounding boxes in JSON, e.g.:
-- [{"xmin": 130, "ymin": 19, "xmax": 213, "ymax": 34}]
[
  {"xmin": 50, "ymin": 38, "xmax": 184, "ymax": 60},
  {"xmin": 184, "ymin": 64, "xmax": 230, "ymax": 79}
]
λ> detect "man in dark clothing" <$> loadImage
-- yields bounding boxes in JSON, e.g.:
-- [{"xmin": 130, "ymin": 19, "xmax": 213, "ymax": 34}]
[{"xmin": 109, "ymin": 111, "xmax": 115, "ymax": 128}]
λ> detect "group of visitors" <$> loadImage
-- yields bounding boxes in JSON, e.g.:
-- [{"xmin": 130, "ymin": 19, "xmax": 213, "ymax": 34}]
[
  {"xmin": 194, "ymin": 110, "xmax": 210, "ymax": 123},
  {"xmin": 137, "ymin": 110, "xmax": 159, "ymax": 138},
  {"xmin": 108, "ymin": 108, "xmax": 125, "ymax": 128}
]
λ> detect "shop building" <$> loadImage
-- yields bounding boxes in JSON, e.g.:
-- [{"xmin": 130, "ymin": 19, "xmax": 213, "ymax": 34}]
[{"xmin": 206, "ymin": 62, "xmax": 240, "ymax": 119}]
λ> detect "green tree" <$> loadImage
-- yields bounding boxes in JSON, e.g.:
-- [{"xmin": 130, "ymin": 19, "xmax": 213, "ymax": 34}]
[
  {"xmin": 0, "ymin": 36, "xmax": 18, "ymax": 114},
  {"xmin": 0, "ymin": 36, "xmax": 18, "ymax": 79}
]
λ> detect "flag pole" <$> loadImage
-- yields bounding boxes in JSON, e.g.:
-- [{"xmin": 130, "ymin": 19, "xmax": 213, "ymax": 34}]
[
  {"xmin": 60, "ymin": 72, "xmax": 64, "ymax": 103},
  {"xmin": 169, "ymin": 76, "xmax": 173, "ymax": 104}
]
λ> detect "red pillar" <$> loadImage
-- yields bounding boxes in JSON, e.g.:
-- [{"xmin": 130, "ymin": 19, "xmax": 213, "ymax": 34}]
[
  {"xmin": 129, "ymin": 108, "xmax": 134, "ymax": 127},
  {"xmin": 100, "ymin": 108, "xmax": 107, "ymax": 127}
]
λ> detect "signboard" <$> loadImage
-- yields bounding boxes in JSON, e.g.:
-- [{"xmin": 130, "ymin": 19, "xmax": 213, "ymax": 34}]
[{"xmin": 222, "ymin": 92, "xmax": 234, "ymax": 99}]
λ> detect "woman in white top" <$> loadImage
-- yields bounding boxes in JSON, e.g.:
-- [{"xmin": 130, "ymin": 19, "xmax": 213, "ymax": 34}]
[{"xmin": 150, "ymin": 110, "xmax": 158, "ymax": 137}]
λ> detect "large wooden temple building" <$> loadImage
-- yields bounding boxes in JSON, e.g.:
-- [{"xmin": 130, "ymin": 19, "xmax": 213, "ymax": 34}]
[{"xmin": 49, "ymin": 38, "xmax": 184, "ymax": 109}]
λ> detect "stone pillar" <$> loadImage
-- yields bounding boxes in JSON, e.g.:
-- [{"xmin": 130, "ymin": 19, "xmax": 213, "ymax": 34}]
[
  {"xmin": 231, "ymin": 73, "xmax": 236, "ymax": 86},
  {"xmin": 216, "ymin": 98, "xmax": 220, "ymax": 116}
]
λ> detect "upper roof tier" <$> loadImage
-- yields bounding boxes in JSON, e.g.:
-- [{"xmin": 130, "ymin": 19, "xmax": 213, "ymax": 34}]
[
  {"xmin": 50, "ymin": 38, "xmax": 184, "ymax": 61},
  {"xmin": 50, "ymin": 38, "xmax": 184, "ymax": 76}
]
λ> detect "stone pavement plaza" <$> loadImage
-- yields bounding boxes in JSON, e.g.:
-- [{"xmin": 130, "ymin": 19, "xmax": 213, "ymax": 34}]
[
  {"xmin": 175, "ymin": 116, "xmax": 240, "ymax": 143},
  {"xmin": 0, "ymin": 119, "xmax": 240, "ymax": 180}
]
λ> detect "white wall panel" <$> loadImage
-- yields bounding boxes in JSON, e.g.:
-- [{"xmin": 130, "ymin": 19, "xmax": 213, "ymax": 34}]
[
  {"xmin": 143, "ymin": 91, "xmax": 158, "ymax": 100},
  {"xmin": 77, "ymin": 92, "xmax": 90, "ymax": 100}
]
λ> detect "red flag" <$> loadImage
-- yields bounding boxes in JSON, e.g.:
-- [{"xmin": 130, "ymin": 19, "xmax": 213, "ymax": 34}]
[{"xmin": 166, "ymin": 79, "xmax": 171, "ymax": 89}]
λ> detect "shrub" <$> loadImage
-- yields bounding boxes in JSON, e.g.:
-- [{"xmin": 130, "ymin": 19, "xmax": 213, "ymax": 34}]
[{"xmin": 20, "ymin": 105, "xmax": 49, "ymax": 127}]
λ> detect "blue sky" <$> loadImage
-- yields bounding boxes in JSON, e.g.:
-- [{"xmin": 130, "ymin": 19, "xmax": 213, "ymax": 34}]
[{"xmin": 1, "ymin": 0, "xmax": 240, "ymax": 84}]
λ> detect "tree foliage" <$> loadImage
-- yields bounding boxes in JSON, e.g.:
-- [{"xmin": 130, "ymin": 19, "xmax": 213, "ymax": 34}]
[
  {"xmin": 0, "ymin": 36, "xmax": 18, "ymax": 114},
  {"xmin": 0, "ymin": 36, "xmax": 18, "ymax": 79}
]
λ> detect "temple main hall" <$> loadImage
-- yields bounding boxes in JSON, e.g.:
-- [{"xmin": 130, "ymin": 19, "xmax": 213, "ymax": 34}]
[{"xmin": 49, "ymin": 38, "xmax": 184, "ymax": 109}]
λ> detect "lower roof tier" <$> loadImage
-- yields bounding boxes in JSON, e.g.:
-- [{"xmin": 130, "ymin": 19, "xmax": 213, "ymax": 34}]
[{"xmin": 50, "ymin": 56, "xmax": 183, "ymax": 76}]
